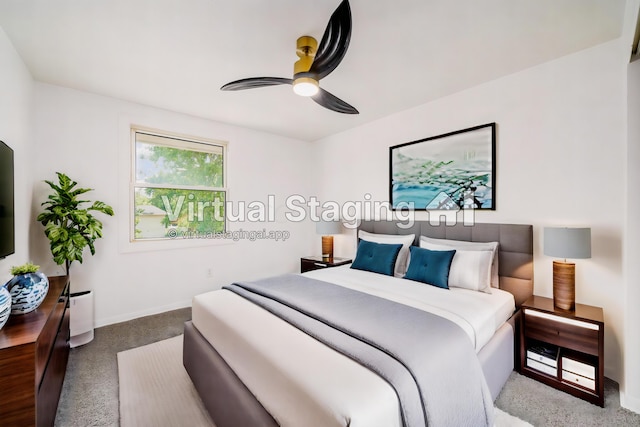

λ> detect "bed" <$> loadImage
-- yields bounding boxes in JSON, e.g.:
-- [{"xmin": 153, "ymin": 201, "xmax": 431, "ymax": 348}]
[{"xmin": 183, "ymin": 221, "xmax": 533, "ymax": 427}]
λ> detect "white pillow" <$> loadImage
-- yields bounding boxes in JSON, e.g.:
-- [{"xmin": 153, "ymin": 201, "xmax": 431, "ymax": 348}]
[
  {"xmin": 419, "ymin": 240, "xmax": 494, "ymax": 293},
  {"xmin": 358, "ymin": 231, "xmax": 415, "ymax": 277},
  {"xmin": 419, "ymin": 236, "xmax": 499, "ymax": 288}
]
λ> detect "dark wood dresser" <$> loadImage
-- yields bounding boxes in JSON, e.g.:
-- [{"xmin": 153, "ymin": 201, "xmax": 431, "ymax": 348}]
[{"xmin": 0, "ymin": 275, "xmax": 70, "ymax": 426}]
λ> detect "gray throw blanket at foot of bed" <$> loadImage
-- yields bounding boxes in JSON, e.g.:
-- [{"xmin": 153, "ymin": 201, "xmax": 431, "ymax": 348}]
[{"xmin": 224, "ymin": 274, "xmax": 494, "ymax": 427}]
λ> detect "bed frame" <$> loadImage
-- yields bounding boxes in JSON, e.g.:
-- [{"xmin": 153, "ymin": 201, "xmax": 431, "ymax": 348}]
[{"xmin": 184, "ymin": 221, "xmax": 533, "ymax": 427}]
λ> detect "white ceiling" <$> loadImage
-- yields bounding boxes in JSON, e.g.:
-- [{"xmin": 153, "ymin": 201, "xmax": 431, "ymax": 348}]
[{"xmin": 0, "ymin": 0, "xmax": 626, "ymax": 141}]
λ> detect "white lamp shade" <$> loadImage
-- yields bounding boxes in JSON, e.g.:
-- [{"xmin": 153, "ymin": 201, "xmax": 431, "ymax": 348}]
[
  {"xmin": 316, "ymin": 220, "xmax": 341, "ymax": 235},
  {"xmin": 544, "ymin": 227, "xmax": 591, "ymax": 259}
]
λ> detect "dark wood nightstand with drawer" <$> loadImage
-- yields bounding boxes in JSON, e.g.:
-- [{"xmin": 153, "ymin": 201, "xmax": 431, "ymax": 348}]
[
  {"xmin": 519, "ymin": 295, "xmax": 604, "ymax": 406},
  {"xmin": 300, "ymin": 256, "xmax": 352, "ymax": 273}
]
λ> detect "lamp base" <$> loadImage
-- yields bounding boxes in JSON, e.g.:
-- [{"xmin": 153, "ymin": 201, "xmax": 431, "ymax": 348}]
[
  {"xmin": 321, "ymin": 235, "xmax": 334, "ymax": 261},
  {"xmin": 553, "ymin": 260, "xmax": 575, "ymax": 311}
]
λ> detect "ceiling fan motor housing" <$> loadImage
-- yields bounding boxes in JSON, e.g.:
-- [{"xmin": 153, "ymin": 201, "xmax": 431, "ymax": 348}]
[
  {"xmin": 294, "ymin": 36, "xmax": 317, "ymax": 76},
  {"xmin": 293, "ymin": 36, "xmax": 320, "ymax": 96}
]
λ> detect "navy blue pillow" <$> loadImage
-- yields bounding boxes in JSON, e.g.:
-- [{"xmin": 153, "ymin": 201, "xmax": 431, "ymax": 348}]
[
  {"xmin": 404, "ymin": 246, "xmax": 456, "ymax": 289},
  {"xmin": 351, "ymin": 240, "xmax": 403, "ymax": 276}
]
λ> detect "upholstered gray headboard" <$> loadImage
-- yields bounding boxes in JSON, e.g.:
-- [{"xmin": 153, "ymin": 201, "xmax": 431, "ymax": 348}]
[{"xmin": 357, "ymin": 221, "xmax": 534, "ymax": 307}]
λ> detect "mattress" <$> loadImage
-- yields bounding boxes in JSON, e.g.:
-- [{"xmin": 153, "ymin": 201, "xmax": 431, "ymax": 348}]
[{"xmin": 191, "ymin": 267, "xmax": 515, "ymax": 427}]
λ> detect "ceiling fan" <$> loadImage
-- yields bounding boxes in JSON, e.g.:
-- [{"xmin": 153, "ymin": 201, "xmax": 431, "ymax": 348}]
[{"xmin": 220, "ymin": 0, "xmax": 358, "ymax": 115}]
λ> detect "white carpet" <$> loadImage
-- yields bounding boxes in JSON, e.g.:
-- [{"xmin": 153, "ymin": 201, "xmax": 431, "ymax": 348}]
[{"xmin": 117, "ymin": 335, "xmax": 533, "ymax": 427}]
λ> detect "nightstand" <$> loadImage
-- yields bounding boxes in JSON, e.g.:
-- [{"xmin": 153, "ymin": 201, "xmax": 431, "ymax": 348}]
[
  {"xmin": 519, "ymin": 295, "xmax": 604, "ymax": 407},
  {"xmin": 300, "ymin": 256, "xmax": 352, "ymax": 273}
]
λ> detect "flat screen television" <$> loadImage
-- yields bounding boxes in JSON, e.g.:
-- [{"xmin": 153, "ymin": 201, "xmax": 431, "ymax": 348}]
[{"xmin": 0, "ymin": 140, "xmax": 14, "ymax": 259}]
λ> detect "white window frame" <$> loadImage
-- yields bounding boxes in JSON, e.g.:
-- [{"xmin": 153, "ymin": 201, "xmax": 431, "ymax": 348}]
[{"xmin": 130, "ymin": 126, "xmax": 227, "ymax": 242}]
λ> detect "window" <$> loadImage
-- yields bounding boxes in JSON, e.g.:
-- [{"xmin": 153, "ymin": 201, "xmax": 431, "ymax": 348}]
[{"xmin": 131, "ymin": 128, "xmax": 226, "ymax": 241}]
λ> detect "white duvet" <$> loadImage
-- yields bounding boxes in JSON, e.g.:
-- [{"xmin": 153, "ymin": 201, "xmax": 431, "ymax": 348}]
[{"xmin": 191, "ymin": 266, "xmax": 515, "ymax": 427}]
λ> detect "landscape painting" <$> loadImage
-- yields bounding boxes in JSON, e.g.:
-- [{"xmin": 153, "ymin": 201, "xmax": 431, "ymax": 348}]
[{"xmin": 390, "ymin": 123, "xmax": 496, "ymax": 210}]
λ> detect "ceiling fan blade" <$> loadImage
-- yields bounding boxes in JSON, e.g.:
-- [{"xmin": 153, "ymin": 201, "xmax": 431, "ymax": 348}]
[
  {"xmin": 221, "ymin": 77, "xmax": 292, "ymax": 91},
  {"xmin": 311, "ymin": 88, "xmax": 358, "ymax": 114},
  {"xmin": 307, "ymin": 0, "xmax": 352, "ymax": 80}
]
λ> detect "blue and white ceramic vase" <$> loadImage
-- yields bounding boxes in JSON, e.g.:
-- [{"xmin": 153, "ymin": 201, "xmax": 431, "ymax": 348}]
[
  {"xmin": 0, "ymin": 285, "xmax": 11, "ymax": 329},
  {"xmin": 6, "ymin": 272, "xmax": 49, "ymax": 315}
]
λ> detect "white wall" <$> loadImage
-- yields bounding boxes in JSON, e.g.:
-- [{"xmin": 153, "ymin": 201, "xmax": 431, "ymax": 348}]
[
  {"xmin": 313, "ymin": 39, "xmax": 627, "ymax": 386},
  {"xmin": 0, "ymin": 27, "xmax": 34, "ymax": 281},
  {"xmin": 31, "ymin": 83, "xmax": 315, "ymax": 326},
  {"xmin": 624, "ymin": 56, "xmax": 640, "ymax": 412}
]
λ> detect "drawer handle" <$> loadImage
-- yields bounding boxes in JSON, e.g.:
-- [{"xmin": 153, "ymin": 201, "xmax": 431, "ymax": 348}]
[{"xmin": 314, "ymin": 263, "xmax": 328, "ymax": 267}]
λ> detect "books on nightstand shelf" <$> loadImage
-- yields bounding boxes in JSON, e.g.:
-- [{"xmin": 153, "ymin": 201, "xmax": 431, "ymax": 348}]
[{"xmin": 526, "ymin": 344, "xmax": 559, "ymax": 376}]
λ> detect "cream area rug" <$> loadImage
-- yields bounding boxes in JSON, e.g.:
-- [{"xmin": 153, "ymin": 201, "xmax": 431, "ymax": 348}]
[
  {"xmin": 117, "ymin": 335, "xmax": 533, "ymax": 427},
  {"xmin": 118, "ymin": 335, "xmax": 214, "ymax": 427}
]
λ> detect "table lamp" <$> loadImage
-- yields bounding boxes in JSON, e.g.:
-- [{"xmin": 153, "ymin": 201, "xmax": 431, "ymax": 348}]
[
  {"xmin": 316, "ymin": 220, "xmax": 341, "ymax": 260},
  {"xmin": 543, "ymin": 227, "xmax": 591, "ymax": 311}
]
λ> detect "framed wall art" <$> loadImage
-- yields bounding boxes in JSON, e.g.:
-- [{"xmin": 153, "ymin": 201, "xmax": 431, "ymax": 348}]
[{"xmin": 389, "ymin": 123, "xmax": 496, "ymax": 211}]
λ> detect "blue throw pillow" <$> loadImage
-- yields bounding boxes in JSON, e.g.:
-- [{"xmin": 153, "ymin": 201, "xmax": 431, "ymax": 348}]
[
  {"xmin": 404, "ymin": 246, "xmax": 456, "ymax": 289},
  {"xmin": 351, "ymin": 240, "xmax": 403, "ymax": 276}
]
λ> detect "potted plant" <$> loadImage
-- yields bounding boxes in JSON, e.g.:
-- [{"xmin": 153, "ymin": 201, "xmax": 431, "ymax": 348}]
[
  {"xmin": 5, "ymin": 262, "xmax": 49, "ymax": 315},
  {"xmin": 37, "ymin": 172, "xmax": 114, "ymax": 275}
]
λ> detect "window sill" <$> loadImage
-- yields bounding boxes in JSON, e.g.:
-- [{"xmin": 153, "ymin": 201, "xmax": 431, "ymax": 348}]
[{"xmin": 119, "ymin": 234, "xmax": 236, "ymax": 254}]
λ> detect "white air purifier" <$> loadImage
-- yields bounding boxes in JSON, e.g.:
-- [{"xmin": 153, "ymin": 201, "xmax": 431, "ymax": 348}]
[{"xmin": 70, "ymin": 291, "xmax": 94, "ymax": 348}]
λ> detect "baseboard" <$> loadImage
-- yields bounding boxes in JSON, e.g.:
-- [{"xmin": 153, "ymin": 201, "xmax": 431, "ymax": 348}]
[
  {"xmin": 95, "ymin": 299, "xmax": 192, "ymax": 328},
  {"xmin": 621, "ymin": 392, "xmax": 640, "ymax": 415}
]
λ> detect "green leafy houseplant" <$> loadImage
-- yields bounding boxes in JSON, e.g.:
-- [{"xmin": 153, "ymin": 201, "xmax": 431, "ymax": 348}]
[
  {"xmin": 37, "ymin": 172, "xmax": 114, "ymax": 274},
  {"xmin": 10, "ymin": 262, "xmax": 40, "ymax": 276}
]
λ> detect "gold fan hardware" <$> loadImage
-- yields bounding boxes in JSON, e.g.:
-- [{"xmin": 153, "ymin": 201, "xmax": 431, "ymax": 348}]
[
  {"xmin": 293, "ymin": 36, "xmax": 320, "ymax": 96},
  {"xmin": 294, "ymin": 36, "xmax": 318, "ymax": 74}
]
